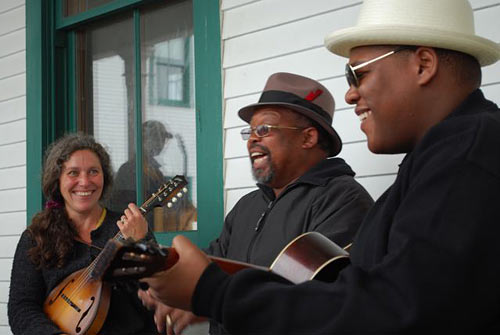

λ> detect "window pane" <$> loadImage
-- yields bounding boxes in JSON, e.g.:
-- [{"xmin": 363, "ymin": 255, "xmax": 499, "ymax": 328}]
[
  {"xmin": 74, "ymin": 1, "xmax": 197, "ymax": 232},
  {"xmin": 75, "ymin": 14, "xmax": 141, "ymax": 224},
  {"xmin": 142, "ymin": 0, "xmax": 197, "ymax": 232}
]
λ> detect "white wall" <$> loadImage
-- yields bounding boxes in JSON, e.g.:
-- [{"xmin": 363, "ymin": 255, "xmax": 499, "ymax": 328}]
[
  {"xmin": 0, "ymin": 0, "xmax": 25, "ymax": 333},
  {"xmin": 221, "ymin": 0, "xmax": 500, "ymax": 215}
]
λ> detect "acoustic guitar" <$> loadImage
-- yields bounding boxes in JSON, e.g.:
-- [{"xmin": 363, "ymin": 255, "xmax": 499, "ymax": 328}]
[
  {"xmin": 98, "ymin": 231, "xmax": 350, "ymax": 286},
  {"xmin": 43, "ymin": 175, "xmax": 188, "ymax": 335}
]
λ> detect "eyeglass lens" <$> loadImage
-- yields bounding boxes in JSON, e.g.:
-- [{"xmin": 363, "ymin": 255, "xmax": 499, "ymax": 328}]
[
  {"xmin": 345, "ymin": 64, "xmax": 358, "ymax": 88},
  {"xmin": 240, "ymin": 125, "xmax": 271, "ymax": 140}
]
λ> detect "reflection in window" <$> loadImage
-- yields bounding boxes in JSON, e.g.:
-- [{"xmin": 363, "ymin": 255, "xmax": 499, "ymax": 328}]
[
  {"xmin": 142, "ymin": 0, "xmax": 197, "ymax": 232},
  {"xmin": 74, "ymin": 0, "xmax": 197, "ymax": 233},
  {"xmin": 149, "ymin": 37, "xmax": 191, "ymax": 107}
]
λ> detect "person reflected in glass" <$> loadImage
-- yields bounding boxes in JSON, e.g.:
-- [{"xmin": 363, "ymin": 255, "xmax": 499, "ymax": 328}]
[{"xmin": 109, "ymin": 120, "xmax": 197, "ymax": 232}]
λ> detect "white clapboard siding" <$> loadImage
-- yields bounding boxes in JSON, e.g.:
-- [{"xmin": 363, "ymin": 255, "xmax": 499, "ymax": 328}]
[
  {"xmin": 0, "ymin": 5, "xmax": 24, "ymax": 36},
  {"xmin": 0, "ymin": 51, "xmax": 25, "ymax": 79},
  {"xmin": 0, "ymin": 283, "xmax": 9, "ymax": 303},
  {"xmin": 221, "ymin": 0, "xmax": 258, "ymax": 11},
  {"xmin": 0, "ymin": 189, "xmax": 25, "ymax": 213},
  {"xmin": 482, "ymin": 84, "xmax": 500, "ymax": 104},
  {"xmin": 0, "ymin": 120, "xmax": 25, "ymax": 146},
  {"xmin": 223, "ymin": 0, "xmax": 360, "ymax": 40},
  {"xmin": 470, "ymin": 0, "xmax": 500, "ymax": 8},
  {"xmin": 355, "ymin": 174, "xmax": 395, "ymax": 201},
  {"xmin": 474, "ymin": 5, "xmax": 500, "ymax": 42},
  {"xmin": 0, "ymin": 306, "xmax": 9, "ymax": 332},
  {"xmin": 0, "ymin": 212, "xmax": 26, "ymax": 236},
  {"xmin": 0, "ymin": 143, "xmax": 25, "ymax": 169},
  {"xmin": 225, "ymin": 157, "xmax": 254, "ymax": 189},
  {"xmin": 0, "ymin": 237, "xmax": 19, "ymax": 260},
  {"xmin": 0, "ymin": 74, "xmax": 25, "ymax": 102},
  {"xmin": 0, "ymin": 96, "xmax": 25, "ymax": 124},
  {"xmin": 0, "ymin": 259, "xmax": 13, "ymax": 282},
  {"xmin": 224, "ymin": 93, "xmax": 260, "ymax": 128},
  {"xmin": 0, "ymin": 29, "xmax": 25, "ymax": 59},
  {"xmin": 223, "ymin": 5, "xmax": 360, "ymax": 68},
  {"xmin": 224, "ymin": 47, "xmax": 345, "ymax": 98},
  {"xmin": 0, "ymin": 0, "xmax": 23, "ymax": 13},
  {"xmin": 0, "ymin": 167, "xmax": 25, "ymax": 190}
]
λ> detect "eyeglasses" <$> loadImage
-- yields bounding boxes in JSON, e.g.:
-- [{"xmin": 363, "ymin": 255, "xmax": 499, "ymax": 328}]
[
  {"xmin": 345, "ymin": 46, "xmax": 412, "ymax": 88},
  {"xmin": 240, "ymin": 124, "xmax": 304, "ymax": 140}
]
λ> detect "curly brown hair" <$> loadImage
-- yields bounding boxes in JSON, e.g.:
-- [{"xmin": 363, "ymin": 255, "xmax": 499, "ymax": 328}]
[{"xmin": 27, "ymin": 133, "xmax": 114, "ymax": 269}]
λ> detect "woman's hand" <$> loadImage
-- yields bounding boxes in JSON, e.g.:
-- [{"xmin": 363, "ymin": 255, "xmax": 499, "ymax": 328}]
[{"xmin": 116, "ymin": 203, "xmax": 148, "ymax": 241}]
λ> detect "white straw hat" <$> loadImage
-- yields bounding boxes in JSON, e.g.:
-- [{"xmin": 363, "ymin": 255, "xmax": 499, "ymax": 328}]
[{"xmin": 324, "ymin": 0, "xmax": 500, "ymax": 66}]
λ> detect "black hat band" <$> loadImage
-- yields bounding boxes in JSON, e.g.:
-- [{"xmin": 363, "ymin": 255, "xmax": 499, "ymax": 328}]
[{"xmin": 259, "ymin": 90, "xmax": 332, "ymax": 124}]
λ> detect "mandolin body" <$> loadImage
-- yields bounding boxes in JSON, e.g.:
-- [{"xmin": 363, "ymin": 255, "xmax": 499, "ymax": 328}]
[{"xmin": 43, "ymin": 268, "xmax": 111, "ymax": 335}]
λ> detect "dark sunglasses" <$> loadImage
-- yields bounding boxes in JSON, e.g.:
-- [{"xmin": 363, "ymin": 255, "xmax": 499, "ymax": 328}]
[
  {"xmin": 345, "ymin": 46, "xmax": 414, "ymax": 88},
  {"xmin": 240, "ymin": 124, "xmax": 304, "ymax": 140}
]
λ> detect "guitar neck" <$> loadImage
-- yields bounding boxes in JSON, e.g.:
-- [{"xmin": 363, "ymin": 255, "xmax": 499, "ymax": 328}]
[{"xmin": 163, "ymin": 247, "xmax": 270, "ymax": 275}]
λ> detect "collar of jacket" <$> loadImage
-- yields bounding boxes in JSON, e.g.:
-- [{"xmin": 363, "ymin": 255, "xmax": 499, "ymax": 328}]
[{"xmin": 257, "ymin": 157, "xmax": 355, "ymax": 201}]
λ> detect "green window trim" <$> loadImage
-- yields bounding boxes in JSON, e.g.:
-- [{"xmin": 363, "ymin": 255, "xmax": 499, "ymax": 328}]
[{"xmin": 26, "ymin": 0, "xmax": 223, "ymax": 248}]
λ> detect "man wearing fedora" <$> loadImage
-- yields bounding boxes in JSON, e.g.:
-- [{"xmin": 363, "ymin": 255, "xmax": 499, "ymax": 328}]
[
  {"xmin": 139, "ymin": 0, "xmax": 500, "ymax": 333},
  {"xmin": 142, "ymin": 72, "xmax": 373, "ymax": 334}
]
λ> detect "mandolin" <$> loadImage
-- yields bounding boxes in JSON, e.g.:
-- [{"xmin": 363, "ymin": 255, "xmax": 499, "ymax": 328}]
[
  {"xmin": 98, "ymin": 231, "xmax": 350, "ymax": 286},
  {"xmin": 43, "ymin": 175, "xmax": 188, "ymax": 335}
]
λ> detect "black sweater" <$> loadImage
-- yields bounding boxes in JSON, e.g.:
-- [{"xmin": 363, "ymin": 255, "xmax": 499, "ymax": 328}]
[
  {"xmin": 8, "ymin": 209, "xmax": 157, "ymax": 335},
  {"xmin": 193, "ymin": 90, "xmax": 500, "ymax": 333}
]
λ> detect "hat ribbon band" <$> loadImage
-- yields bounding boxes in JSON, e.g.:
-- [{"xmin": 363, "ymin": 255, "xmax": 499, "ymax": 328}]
[{"xmin": 259, "ymin": 90, "xmax": 332, "ymax": 123}]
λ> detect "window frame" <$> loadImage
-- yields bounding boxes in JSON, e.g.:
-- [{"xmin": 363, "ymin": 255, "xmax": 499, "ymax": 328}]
[{"xmin": 26, "ymin": 0, "xmax": 223, "ymax": 247}]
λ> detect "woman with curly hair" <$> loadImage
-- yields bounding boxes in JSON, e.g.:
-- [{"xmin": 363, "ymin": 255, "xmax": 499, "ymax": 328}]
[{"xmin": 8, "ymin": 133, "xmax": 157, "ymax": 334}]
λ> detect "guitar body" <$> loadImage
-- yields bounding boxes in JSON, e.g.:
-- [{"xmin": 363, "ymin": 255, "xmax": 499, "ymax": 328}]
[
  {"xmin": 43, "ymin": 268, "xmax": 111, "ymax": 335},
  {"xmin": 270, "ymin": 232, "xmax": 350, "ymax": 283}
]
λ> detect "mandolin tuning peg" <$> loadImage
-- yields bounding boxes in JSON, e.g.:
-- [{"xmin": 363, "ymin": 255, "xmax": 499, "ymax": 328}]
[
  {"xmin": 177, "ymin": 192, "xmax": 183, "ymax": 198},
  {"xmin": 183, "ymin": 187, "xmax": 188, "ymax": 193},
  {"xmin": 167, "ymin": 202, "xmax": 173, "ymax": 208},
  {"xmin": 171, "ymin": 197, "xmax": 177, "ymax": 203}
]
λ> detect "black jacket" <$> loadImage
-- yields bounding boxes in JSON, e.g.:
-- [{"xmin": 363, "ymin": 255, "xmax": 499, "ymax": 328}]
[
  {"xmin": 204, "ymin": 157, "xmax": 374, "ymax": 334},
  {"xmin": 193, "ymin": 90, "xmax": 500, "ymax": 334},
  {"xmin": 205, "ymin": 157, "xmax": 374, "ymax": 266},
  {"xmin": 8, "ymin": 210, "xmax": 157, "ymax": 335}
]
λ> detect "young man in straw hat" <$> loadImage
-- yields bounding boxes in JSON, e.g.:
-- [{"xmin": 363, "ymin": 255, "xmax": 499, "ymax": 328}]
[
  {"xmin": 139, "ymin": 0, "xmax": 500, "ymax": 332},
  {"xmin": 141, "ymin": 72, "xmax": 373, "ymax": 335}
]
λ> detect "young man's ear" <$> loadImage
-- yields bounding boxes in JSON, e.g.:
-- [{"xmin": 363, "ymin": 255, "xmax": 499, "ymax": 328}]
[{"xmin": 414, "ymin": 47, "xmax": 439, "ymax": 85}]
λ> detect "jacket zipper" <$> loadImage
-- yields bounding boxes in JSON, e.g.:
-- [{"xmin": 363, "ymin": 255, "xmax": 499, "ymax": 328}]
[{"xmin": 246, "ymin": 200, "xmax": 273, "ymax": 263}]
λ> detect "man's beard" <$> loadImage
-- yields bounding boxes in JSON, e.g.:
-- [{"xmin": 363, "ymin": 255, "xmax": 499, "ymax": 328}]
[
  {"xmin": 250, "ymin": 147, "xmax": 274, "ymax": 184},
  {"xmin": 252, "ymin": 163, "xmax": 275, "ymax": 184}
]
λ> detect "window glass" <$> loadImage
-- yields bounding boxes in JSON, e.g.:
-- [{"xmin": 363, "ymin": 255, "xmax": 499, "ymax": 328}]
[
  {"xmin": 141, "ymin": 1, "xmax": 197, "ymax": 232},
  {"xmin": 74, "ymin": 1, "xmax": 197, "ymax": 232}
]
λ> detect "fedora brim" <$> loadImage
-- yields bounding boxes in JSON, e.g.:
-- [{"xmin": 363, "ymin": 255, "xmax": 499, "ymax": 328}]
[
  {"xmin": 239, "ymin": 102, "xmax": 342, "ymax": 157},
  {"xmin": 325, "ymin": 25, "xmax": 500, "ymax": 66}
]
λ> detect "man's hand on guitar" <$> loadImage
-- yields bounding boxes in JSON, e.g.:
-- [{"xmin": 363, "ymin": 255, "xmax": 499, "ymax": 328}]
[
  {"xmin": 117, "ymin": 203, "xmax": 148, "ymax": 241},
  {"xmin": 140, "ymin": 235, "xmax": 211, "ymax": 311},
  {"xmin": 139, "ymin": 289, "xmax": 206, "ymax": 335}
]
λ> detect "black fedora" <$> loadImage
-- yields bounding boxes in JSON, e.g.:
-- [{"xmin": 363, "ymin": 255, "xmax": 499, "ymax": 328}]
[{"xmin": 238, "ymin": 72, "xmax": 342, "ymax": 156}]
